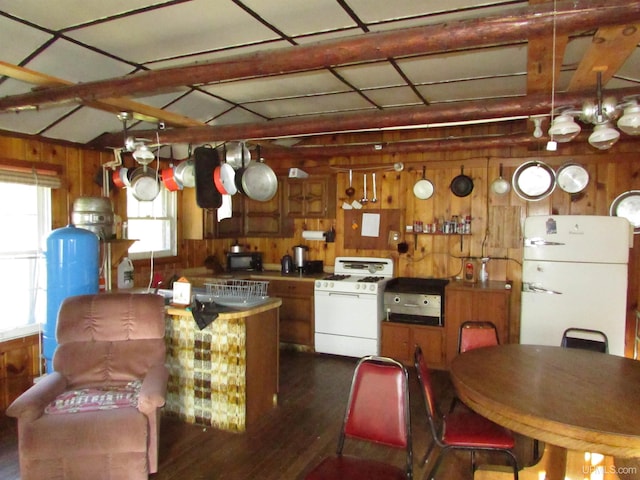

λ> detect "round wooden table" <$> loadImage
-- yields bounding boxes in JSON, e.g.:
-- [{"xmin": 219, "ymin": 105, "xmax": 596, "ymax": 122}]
[{"xmin": 450, "ymin": 344, "xmax": 640, "ymax": 480}]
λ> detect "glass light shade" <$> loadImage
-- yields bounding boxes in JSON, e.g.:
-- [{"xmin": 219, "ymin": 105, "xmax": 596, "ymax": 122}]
[
  {"xmin": 548, "ymin": 114, "xmax": 581, "ymax": 142},
  {"xmin": 132, "ymin": 144, "xmax": 155, "ymax": 165},
  {"xmin": 588, "ymin": 123, "xmax": 620, "ymax": 150},
  {"xmin": 617, "ymin": 104, "xmax": 640, "ymax": 135}
]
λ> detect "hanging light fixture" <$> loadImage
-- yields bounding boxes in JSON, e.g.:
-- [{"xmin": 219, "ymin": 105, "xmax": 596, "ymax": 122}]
[
  {"xmin": 618, "ymin": 100, "xmax": 640, "ymax": 135},
  {"xmin": 548, "ymin": 114, "xmax": 581, "ymax": 142},
  {"xmin": 549, "ymin": 72, "xmax": 640, "ymax": 150},
  {"xmin": 588, "ymin": 122, "xmax": 620, "ymax": 150}
]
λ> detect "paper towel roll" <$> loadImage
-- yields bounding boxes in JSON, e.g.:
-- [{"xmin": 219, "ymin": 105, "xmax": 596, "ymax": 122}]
[{"xmin": 302, "ymin": 230, "xmax": 325, "ymax": 241}]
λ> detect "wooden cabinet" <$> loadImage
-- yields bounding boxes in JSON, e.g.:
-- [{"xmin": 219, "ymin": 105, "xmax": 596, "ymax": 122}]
[
  {"xmin": 444, "ymin": 281, "xmax": 511, "ymax": 367},
  {"xmin": 182, "ymin": 180, "xmax": 294, "ymax": 239},
  {"xmin": 285, "ymin": 176, "xmax": 336, "ymax": 218},
  {"xmin": 268, "ymin": 279, "xmax": 315, "ymax": 348},
  {"xmin": 0, "ymin": 334, "xmax": 41, "ymax": 411},
  {"xmin": 381, "ymin": 322, "xmax": 445, "ymax": 369}
]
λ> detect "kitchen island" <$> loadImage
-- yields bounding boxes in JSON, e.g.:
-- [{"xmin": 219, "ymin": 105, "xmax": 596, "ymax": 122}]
[{"xmin": 164, "ymin": 298, "xmax": 281, "ymax": 432}]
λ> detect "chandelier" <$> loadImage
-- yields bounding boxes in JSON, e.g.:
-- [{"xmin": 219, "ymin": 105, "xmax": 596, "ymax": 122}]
[{"xmin": 548, "ymin": 72, "xmax": 640, "ymax": 150}]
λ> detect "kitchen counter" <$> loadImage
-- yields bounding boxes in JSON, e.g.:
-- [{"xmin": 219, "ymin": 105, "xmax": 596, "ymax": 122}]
[{"xmin": 164, "ymin": 298, "xmax": 281, "ymax": 432}]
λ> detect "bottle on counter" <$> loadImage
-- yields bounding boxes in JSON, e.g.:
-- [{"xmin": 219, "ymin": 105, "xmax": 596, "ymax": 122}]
[{"xmin": 117, "ymin": 257, "xmax": 134, "ymax": 289}]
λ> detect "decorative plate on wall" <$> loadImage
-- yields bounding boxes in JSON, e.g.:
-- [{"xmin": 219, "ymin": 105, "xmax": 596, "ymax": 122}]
[
  {"xmin": 512, "ymin": 161, "xmax": 556, "ymax": 201},
  {"xmin": 610, "ymin": 190, "xmax": 640, "ymax": 234},
  {"xmin": 556, "ymin": 163, "xmax": 589, "ymax": 194}
]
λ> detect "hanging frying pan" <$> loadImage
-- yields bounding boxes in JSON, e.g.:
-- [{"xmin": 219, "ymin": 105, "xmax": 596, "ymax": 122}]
[
  {"xmin": 556, "ymin": 163, "xmax": 589, "ymax": 194},
  {"xmin": 450, "ymin": 166, "xmax": 474, "ymax": 197},
  {"xmin": 213, "ymin": 162, "xmax": 237, "ymax": 195},
  {"xmin": 194, "ymin": 145, "xmax": 222, "ymax": 208},
  {"xmin": 225, "ymin": 141, "xmax": 251, "ymax": 170},
  {"xmin": 161, "ymin": 166, "xmax": 183, "ymax": 192},
  {"xmin": 413, "ymin": 166, "xmax": 434, "ymax": 200},
  {"xmin": 241, "ymin": 160, "xmax": 278, "ymax": 201},
  {"xmin": 512, "ymin": 160, "xmax": 556, "ymax": 201},
  {"xmin": 610, "ymin": 190, "xmax": 640, "ymax": 234},
  {"xmin": 174, "ymin": 159, "xmax": 195, "ymax": 188}
]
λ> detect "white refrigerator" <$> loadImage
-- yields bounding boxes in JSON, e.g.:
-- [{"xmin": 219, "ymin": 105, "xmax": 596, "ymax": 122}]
[{"xmin": 520, "ymin": 215, "xmax": 631, "ymax": 356}]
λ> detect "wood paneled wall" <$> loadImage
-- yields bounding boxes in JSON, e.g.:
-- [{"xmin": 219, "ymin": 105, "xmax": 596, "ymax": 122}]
[{"xmin": 1, "ymin": 128, "xmax": 639, "ymax": 356}]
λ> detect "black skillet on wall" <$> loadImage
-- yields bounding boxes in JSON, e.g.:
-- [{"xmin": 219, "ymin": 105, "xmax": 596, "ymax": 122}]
[{"xmin": 450, "ymin": 166, "xmax": 474, "ymax": 197}]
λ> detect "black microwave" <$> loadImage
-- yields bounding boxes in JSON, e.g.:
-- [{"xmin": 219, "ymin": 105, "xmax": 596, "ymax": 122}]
[{"xmin": 226, "ymin": 252, "xmax": 263, "ymax": 272}]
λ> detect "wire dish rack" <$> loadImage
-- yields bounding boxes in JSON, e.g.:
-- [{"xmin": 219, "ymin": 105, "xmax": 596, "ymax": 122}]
[{"xmin": 203, "ymin": 279, "xmax": 270, "ymax": 308}]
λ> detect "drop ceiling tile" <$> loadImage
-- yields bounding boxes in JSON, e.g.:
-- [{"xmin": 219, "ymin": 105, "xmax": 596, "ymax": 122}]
[
  {"xmin": 335, "ymin": 62, "xmax": 406, "ymax": 89},
  {"xmin": 0, "ymin": 0, "xmax": 167, "ymax": 30},
  {"xmin": 347, "ymin": 0, "xmax": 521, "ymax": 25},
  {"xmin": 25, "ymin": 38, "xmax": 133, "ymax": 83},
  {"xmin": 363, "ymin": 86, "xmax": 423, "ymax": 108},
  {"xmin": 242, "ymin": 0, "xmax": 356, "ymax": 37},
  {"xmin": 163, "ymin": 90, "xmax": 234, "ymax": 124},
  {"xmin": 0, "ymin": 105, "xmax": 78, "ymax": 136},
  {"xmin": 398, "ymin": 45, "xmax": 527, "ymax": 85},
  {"xmin": 616, "ymin": 48, "xmax": 640, "ymax": 82},
  {"xmin": 212, "ymin": 106, "xmax": 268, "ymax": 126},
  {"xmin": 0, "ymin": 15, "xmax": 53, "ymax": 64},
  {"xmin": 66, "ymin": 0, "xmax": 279, "ymax": 64},
  {"xmin": 145, "ymin": 39, "xmax": 291, "ymax": 69},
  {"xmin": 291, "ymin": 28, "xmax": 363, "ymax": 45},
  {"xmin": 203, "ymin": 70, "xmax": 348, "ymax": 103},
  {"xmin": 246, "ymin": 92, "xmax": 374, "ymax": 118},
  {"xmin": 41, "ymin": 107, "xmax": 124, "ymax": 144},
  {"xmin": 418, "ymin": 76, "xmax": 526, "ymax": 103}
]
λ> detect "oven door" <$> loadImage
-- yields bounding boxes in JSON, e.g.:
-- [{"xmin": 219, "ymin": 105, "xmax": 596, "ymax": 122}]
[{"xmin": 314, "ymin": 289, "xmax": 381, "ymax": 357}]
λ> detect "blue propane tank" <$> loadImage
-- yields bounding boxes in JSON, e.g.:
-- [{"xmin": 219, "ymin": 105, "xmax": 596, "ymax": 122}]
[{"xmin": 45, "ymin": 225, "xmax": 99, "ymax": 372}]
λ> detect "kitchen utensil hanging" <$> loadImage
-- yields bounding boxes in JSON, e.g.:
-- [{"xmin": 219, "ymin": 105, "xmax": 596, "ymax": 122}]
[
  {"xmin": 174, "ymin": 159, "xmax": 195, "ymax": 188},
  {"xmin": 556, "ymin": 163, "xmax": 589, "ymax": 194},
  {"xmin": 450, "ymin": 166, "xmax": 474, "ymax": 197},
  {"xmin": 213, "ymin": 162, "xmax": 237, "ymax": 195},
  {"xmin": 129, "ymin": 166, "xmax": 161, "ymax": 201},
  {"xmin": 240, "ymin": 148, "xmax": 277, "ymax": 201},
  {"xmin": 225, "ymin": 141, "xmax": 251, "ymax": 170},
  {"xmin": 161, "ymin": 166, "xmax": 183, "ymax": 192},
  {"xmin": 346, "ymin": 169, "xmax": 355, "ymax": 197},
  {"xmin": 512, "ymin": 160, "xmax": 556, "ymax": 201},
  {"xmin": 413, "ymin": 166, "xmax": 434, "ymax": 200},
  {"xmin": 194, "ymin": 145, "xmax": 222, "ymax": 209},
  {"xmin": 360, "ymin": 173, "xmax": 368, "ymax": 204},
  {"xmin": 610, "ymin": 190, "xmax": 640, "ymax": 234},
  {"xmin": 491, "ymin": 164, "xmax": 511, "ymax": 195}
]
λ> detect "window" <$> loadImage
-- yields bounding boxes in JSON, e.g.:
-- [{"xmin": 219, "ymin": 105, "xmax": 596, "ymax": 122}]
[
  {"xmin": 0, "ymin": 182, "xmax": 51, "ymax": 339},
  {"xmin": 126, "ymin": 187, "xmax": 177, "ymax": 259}
]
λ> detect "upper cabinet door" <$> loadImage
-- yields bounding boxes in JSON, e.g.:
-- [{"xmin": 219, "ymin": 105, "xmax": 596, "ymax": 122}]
[{"xmin": 285, "ymin": 176, "xmax": 336, "ymax": 218}]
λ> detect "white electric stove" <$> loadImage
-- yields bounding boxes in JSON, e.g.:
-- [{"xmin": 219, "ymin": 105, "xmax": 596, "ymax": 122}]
[{"xmin": 314, "ymin": 257, "xmax": 394, "ymax": 358}]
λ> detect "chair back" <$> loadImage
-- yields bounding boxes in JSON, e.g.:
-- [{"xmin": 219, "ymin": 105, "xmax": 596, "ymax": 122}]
[
  {"xmin": 341, "ymin": 356, "xmax": 411, "ymax": 449},
  {"xmin": 413, "ymin": 345, "xmax": 441, "ymax": 438},
  {"xmin": 54, "ymin": 293, "xmax": 166, "ymax": 388},
  {"xmin": 561, "ymin": 327, "xmax": 609, "ymax": 353},
  {"xmin": 458, "ymin": 321, "xmax": 499, "ymax": 353}
]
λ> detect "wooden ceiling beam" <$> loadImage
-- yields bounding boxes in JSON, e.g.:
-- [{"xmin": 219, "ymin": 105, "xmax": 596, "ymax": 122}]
[
  {"xmin": 92, "ymin": 86, "xmax": 640, "ymax": 147},
  {"xmin": 0, "ymin": 61, "xmax": 204, "ymax": 127},
  {"xmin": 568, "ymin": 24, "xmax": 640, "ymax": 90},
  {"xmin": 0, "ymin": 0, "xmax": 638, "ymax": 113}
]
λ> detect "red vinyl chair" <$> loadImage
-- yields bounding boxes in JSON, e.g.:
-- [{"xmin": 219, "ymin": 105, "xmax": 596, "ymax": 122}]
[
  {"xmin": 458, "ymin": 321, "xmax": 500, "ymax": 353},
  {"xmin": 414, "ymin": 345, "xmax": 518, "ymax": 480},
  {"xmin": 450, "ymin": 321, "xmax": 500, "ymax": 413},
  {"xmin": 304, "ymin": 355, "xmax": 413, "ymax": 480}
]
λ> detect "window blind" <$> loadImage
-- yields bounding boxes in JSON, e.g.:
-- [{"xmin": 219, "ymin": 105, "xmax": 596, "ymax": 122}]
[{"xmin": 0, "ymin": 168, "xmax": 61, "ymax": 188}]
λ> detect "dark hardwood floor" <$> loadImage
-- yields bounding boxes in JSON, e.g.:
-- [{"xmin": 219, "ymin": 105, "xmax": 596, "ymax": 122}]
[{"xmin": 1, "ymin": 350, "xmax": 539, "ymax": 480}]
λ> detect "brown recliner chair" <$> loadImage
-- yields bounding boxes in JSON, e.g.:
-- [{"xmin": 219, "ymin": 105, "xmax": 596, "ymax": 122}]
[{"xmin": 6, "ymin": 293, "xmax": 168, "ymax": 480}]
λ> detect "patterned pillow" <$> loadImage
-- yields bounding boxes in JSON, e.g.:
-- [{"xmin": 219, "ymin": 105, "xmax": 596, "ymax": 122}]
[{"xmin": 45, "ymin": 380, "xmax": 142, "ymax": 414}]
